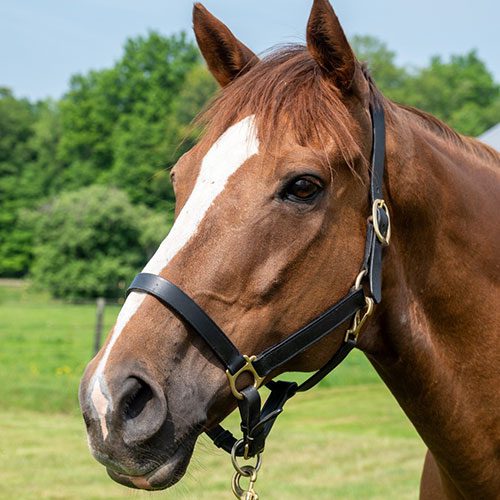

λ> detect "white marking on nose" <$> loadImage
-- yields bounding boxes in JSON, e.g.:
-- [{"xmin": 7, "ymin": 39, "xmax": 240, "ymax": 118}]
[
  {"xmin": 89, "ymin": 115, "xmax": 259, "ymax": 429},
  {"xmin": 91, "ymin": 377, "xmax": 109, "ymax": 440}
]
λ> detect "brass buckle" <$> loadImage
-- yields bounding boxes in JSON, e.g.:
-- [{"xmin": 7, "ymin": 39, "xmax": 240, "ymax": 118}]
[
  {"xmin": 372, "ymin": 199, "xmax": 391, "ymax": 246},
  {"xmin": 345, "ymin": 296, "xmax": 374, "ymax": 342},
  {"xmin": 226, "ymin": 355, "xmax": 265, "ymax": 400}
]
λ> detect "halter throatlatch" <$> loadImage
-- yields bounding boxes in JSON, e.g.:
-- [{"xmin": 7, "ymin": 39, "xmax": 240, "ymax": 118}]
[{"xmin": 127, "ymin": 96, "xmax": 390, "ymax": 496}]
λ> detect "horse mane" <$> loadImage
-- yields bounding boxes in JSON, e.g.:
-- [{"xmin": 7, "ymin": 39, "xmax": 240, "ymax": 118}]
[
  {"xmin": 393, "ymin": 103, "xmax": 500, "ymax": 163},
  {"xmin": 198, "ymin": 45, "xmax": 499, "ymax": 167},
  {"xmin": 357, "ymin": 64, "xmax": 499, "ymax": 164}
]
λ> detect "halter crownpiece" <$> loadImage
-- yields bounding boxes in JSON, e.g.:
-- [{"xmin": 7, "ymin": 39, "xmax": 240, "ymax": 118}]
[{"xmin": 127, "ymin": 95, "xmax": 390, "ymax": 496}]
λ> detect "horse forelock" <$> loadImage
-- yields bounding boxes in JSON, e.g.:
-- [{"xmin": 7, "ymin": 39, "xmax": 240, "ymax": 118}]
[{"xmin": 197, "ymin": 45, "xmax": 368, "ymax": 174}]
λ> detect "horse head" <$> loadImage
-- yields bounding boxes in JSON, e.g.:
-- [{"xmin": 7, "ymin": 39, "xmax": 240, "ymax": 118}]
[{"xmin": 79, "ymin": 0, "xmax": 380, "ymax": 490}]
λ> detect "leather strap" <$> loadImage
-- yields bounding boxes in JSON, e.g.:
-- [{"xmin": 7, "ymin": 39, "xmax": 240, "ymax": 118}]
[
  {"xmin": 253, "ymin": 288, "xmax": 365, "ymax": 376},
  {"xmin": 207, "ymin": 381, "xmax": 298, "ymax": 456},
  {"xmin": 296, "ymin": 337, "xmax": 357, "ymax": 392},
  {"xmin": 128, "ymin": 273, "xmax": 246, "ymax": 375},
  {"xmin": 238, "ymin": 386, "xmax": 263, "ymax": 455},
  {"xmin": 357, "ymin": 100, "xmax": 387, "ymax": 304},
  {"xmin": 369, "ymin": 100, "xmax": 386, "ymax": 204},
  {"xmin": 206, "ymin": 341, "xmax": 357, "ymax": 457}
]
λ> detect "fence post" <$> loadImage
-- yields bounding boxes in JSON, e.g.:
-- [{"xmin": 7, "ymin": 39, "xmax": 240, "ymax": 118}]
[{"xmin": 94, "ymin": 297, "xmax": 106, "ymax": 356}]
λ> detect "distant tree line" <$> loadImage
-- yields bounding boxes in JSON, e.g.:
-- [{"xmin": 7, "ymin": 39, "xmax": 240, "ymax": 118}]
[
  {"xmin": 351, "ymin": 36, "xmax": 500, "ymax": 136},
  {"xmin": 0, "ymin": 31, "xmax": 498, "ymax": 299}
]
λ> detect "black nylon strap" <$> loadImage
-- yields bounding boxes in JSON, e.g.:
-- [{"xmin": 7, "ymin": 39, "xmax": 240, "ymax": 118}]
[
  {"xmin": 128, "ymin": 273, "xmax": 246, "ymax": 375},
  {"xmin": 252, "ymin": 288, "xmax": 365, "ymax": 377}
]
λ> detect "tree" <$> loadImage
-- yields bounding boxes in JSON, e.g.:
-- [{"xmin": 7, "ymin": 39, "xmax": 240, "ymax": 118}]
[
  {"xmin": 57, "ymin": 31, "xmax": 207, "ymax": 209},
  {"xmin": 398, "ymin": 51, "xmax": 500, "ymax": 136},
  {"xmin": 28, "ymin": 185, "xmax": 170, "ymax": 300},
  {"xmin": 353, "ymin": 39, "xmax": 500, "ymax": 137},
  {"xmin": 351, "ymin": 35, "xmax": 408, "ymax": 100},
  {"xmin": 0, "ymin": 32, "xmax": 216, "ymax": 278},
  {"xmin": 0, "ymin": 88, "xmax": 37, "ymax": 276}
]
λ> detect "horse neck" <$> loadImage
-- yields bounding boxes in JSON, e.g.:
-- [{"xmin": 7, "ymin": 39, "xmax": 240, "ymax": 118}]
[{"xmin": 360, "ymin": 103, "xmax": 500, "ymax": 497}]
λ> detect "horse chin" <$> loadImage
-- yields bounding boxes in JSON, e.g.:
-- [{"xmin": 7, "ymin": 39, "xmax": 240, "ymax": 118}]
[{"xmin": 106, "ymin": 437, "xmax": 197, "ymax": 491}]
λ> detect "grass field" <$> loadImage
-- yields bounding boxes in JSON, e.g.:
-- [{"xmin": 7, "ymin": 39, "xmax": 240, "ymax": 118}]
[{"xmin": 0, "ymin": 281, "xmax": 425, "ymax": 499}]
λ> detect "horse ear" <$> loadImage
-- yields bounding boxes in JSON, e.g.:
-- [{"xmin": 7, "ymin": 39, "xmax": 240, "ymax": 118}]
[
  {"xmin": 306, "ymin": 0, "xmax": 358, "ymax": 91},
  {"xmin": 193, "ymin": 3, "xmax": 259, "ymax": 87}
]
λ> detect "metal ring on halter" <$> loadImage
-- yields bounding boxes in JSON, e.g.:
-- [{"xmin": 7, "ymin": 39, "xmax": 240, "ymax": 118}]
[
  {"xmin": 372, "ymin": 199, "xmax": 391, "ymax": 246},
  {"xmin": 345, "ymin": 296, "xmax": 374, "ymax": 342},
  {"xmin": 231, "ymin": 438, "xmax": 263, "ymax": 476},
  {"xmin": 232, "ymin": 465, "xmax": 259, "ymax": 499},
  {"xmin": 354, "ymin": 269, "xmax": 368, "ymax": 291}
]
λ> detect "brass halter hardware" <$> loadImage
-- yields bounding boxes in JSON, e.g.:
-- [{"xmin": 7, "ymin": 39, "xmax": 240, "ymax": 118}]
[
  {"xmin": 345, "ymin": 296, "xmax": 374, "ymax": 343},
  {"xmin": 372, "ymin": 199, "xmax": 391, "ymax": 246},
  {"xmin": 354, "ymin": 269, "xmax": 368, "ymax": 291},
  {"xmin": 231, "ymin": 439, "xmax": 262, "ymax": 499},
  {"xmin": 232, "ymin": 466, "xmax": 259, "ymax": 500},
  {"xmin": 226, "ymin": 355, "xmax": 266, "ymax": 400}
]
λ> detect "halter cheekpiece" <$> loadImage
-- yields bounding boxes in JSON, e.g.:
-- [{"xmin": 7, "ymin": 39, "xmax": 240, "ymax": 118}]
[{"xmin": 127, "ymin": 96, "xmax": 390, "ymax": 470}]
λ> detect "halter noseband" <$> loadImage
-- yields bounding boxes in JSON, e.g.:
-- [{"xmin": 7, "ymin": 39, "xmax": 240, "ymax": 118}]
[{"xmin": 127, "ymin": 96, "xmax": 390, "ymax": 460}]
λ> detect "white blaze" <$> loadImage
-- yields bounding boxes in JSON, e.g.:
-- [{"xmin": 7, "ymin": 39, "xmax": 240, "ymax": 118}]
[{"xmin": 89, "ymin": 115, "xmax": 259, "ymax": 434}]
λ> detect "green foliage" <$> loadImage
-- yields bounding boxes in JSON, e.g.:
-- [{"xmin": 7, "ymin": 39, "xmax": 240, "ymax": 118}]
[
  {"xmin": 28, "ymin": 185, "xmax": 170, "ymax": 299},
  {"xmin": 396, "ymin": 51, "xmax": 500, "ymax": 136},
  {"xmin": 0, "ymin": 31, "xmax": 214, "ymax": 290},
  {"xmin": 0, "ymin": 88, "xmax": 38, "ymax": 276},
  {"xmin": 170, "ymin": 63, "xmax": 218, "ymax": 146},
  {"xmin": 351, "ymin": 35, "xmax": 408, "ymax": 97},
  {"xmin": 57, "ymin": 31, "xmax": 204, "ymax": 209},
  {"xmin": 353, "ymin": 40, "xmax": 500, "ymax": 136}
]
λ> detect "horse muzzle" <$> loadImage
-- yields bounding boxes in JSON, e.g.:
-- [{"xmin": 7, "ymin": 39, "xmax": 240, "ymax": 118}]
[{"xmin": 79, "ymin": 362, "xmax": 204, "ymax": 490}]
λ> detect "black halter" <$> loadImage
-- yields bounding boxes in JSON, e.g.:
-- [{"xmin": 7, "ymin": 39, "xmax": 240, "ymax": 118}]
[{"xmin": 127, "ymin": 96, "xmax": 390, "ymax": 458}]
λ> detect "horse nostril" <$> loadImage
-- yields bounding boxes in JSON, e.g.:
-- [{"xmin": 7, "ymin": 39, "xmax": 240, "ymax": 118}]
[
  {"xmin": 116, "ymin": 375, "xmax": 167, "ymax": 446},
  {"xmin": 122, "ymin": 378, "xmax": 154, "ymax": 421}
]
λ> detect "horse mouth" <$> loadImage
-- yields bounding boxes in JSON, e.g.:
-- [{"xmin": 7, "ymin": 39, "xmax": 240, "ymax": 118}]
[{"xmin": 106, "ymin": 439, "xmax": 196, "ymax": 491}]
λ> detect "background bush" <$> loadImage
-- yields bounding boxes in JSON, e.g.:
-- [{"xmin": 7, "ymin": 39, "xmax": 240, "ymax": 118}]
[{"xmin": 27, "ymin": 185, "xmax": 169, "ymax": 300}]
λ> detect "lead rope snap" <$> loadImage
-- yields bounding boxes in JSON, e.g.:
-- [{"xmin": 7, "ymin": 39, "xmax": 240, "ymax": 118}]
[{"xmin": 231, "ymin": 438, "xmax": 262, "ymax": 499}]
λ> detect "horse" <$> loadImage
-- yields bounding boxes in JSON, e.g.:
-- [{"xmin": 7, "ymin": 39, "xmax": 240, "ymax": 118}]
[{"xmin": 79, "ymin": 0, "xmax": 500, "ymax": 498}]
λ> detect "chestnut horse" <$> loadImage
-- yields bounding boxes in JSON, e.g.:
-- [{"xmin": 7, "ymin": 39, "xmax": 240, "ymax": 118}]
[{"xmin": 79, "ymin": 0, "xmax": 500, "ymax": 497}]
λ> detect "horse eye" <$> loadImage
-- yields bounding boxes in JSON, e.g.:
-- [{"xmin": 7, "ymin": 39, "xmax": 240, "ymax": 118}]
[{"xmin": 283, "ymin": 176, "xmax": 322, "ymax": 202}]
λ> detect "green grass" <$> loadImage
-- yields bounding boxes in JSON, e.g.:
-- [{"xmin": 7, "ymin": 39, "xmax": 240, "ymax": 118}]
[
  {"xmin": 0, "ymin": 385, "xmax": 425, "ymax": 499},
  {"xmin": 0, "ymin": 280, "xmax": 120, "ymax": 413},
  {"xmin": 0, "ymin": 281, "xmax": 425, "ymax": 498}
]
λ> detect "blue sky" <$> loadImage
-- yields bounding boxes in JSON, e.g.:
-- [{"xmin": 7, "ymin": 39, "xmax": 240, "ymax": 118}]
[{"xmin": 1, "ymin": 0, "xmax": 499, "ymax": 101}]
